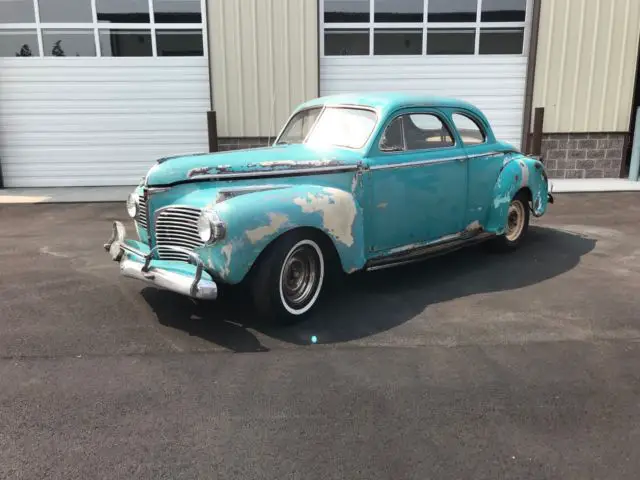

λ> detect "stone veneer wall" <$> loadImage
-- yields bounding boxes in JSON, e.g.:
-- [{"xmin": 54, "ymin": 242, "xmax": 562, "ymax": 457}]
[
  {"xmin": 219, "ymin": 134, "xmax": 627, "ymax": 180},
  {"xmin": 540, "ymin": 133, "xmax": 626, "ymax": 179}
]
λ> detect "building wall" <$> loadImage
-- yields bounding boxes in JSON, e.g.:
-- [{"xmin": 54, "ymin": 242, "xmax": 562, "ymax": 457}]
[
  {"xmin": 207, "ymin": 0, "xmax": 319, "ymax": 139},
  {"xmin": 533, "ymin": 0, "xmax": 640, "ymax": 134}
]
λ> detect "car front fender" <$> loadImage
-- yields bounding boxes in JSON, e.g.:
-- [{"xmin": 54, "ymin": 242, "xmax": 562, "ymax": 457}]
[
  {"xmin": 195, "ymin": 184, "xmax": 366, "ymax": 284},
  {"xmin": 485, "ymin": 154, "xmax": 550, "ymax": 235}
]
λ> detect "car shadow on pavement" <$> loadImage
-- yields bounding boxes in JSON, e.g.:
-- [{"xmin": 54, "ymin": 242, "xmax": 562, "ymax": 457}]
[{"xmin": 142, "ymin": 225, "xmax": 596, "ymax": 352}]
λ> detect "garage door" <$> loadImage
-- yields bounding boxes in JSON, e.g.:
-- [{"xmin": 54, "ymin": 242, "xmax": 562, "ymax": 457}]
[
  {"xmin": 320, "ymin": 0, "xmax": 532, "ymax": 149},
  {"xmin": 0, "ymin": 0, "xmax": 210, "ymax": 187}
]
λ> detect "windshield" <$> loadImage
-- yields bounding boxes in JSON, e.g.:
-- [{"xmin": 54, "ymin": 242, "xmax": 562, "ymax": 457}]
[{"xmin": 276, "ymin": 107, "xmax": 377, "ymax": 149}]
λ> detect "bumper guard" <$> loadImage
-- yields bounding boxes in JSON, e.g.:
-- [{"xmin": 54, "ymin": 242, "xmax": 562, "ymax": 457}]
[{"xmin": 104, "ymin": 221, "xmax": 217, "ymax": 300}]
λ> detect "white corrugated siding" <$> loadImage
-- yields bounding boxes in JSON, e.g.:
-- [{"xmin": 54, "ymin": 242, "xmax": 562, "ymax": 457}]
[
  {"xmin": 321, "ymin": 56, "xmax": 527, "ymax": 149},
  {"xmin": 0, "ymin": 57, "xmax": 210, "ymax": 187}
]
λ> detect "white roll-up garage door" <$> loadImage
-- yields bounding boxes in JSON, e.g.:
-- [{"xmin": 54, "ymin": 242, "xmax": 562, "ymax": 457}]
[
  {"xmin": 0, "ymin": 0, "xmax": 210, "ymax": 188},
  {"xmin": 320, "ymin": 0, "xmax": 533, "ymax": 150}
]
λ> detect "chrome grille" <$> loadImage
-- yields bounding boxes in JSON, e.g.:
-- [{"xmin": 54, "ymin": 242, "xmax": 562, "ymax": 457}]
[
  {"xmin": 138, "ymin": 194, "xmax": 148, "ymax": 229},
  {"xmin": 154, "ymin": 206, "xmax": 204, "ymax": 261}
]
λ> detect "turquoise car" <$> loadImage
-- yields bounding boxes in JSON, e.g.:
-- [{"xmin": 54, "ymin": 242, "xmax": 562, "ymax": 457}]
[{"xmin": 105, "ymin": 93, "xmax": 553, "ymax": 323}]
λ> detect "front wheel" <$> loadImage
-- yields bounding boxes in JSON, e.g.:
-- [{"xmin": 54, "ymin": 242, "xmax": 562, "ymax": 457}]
[
  {"xmin": 488, "ymin": 191, "xmax": 530, "ymax": 252},
  {"xmin": 250, "ymin": 231, "xmax": 326, "ymax": 325}
]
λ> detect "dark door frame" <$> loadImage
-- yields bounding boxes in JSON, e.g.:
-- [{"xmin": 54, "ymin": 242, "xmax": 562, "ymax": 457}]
[{"xmin": 624, "ymin": 27, "xmax": 640, "ymax": 177}]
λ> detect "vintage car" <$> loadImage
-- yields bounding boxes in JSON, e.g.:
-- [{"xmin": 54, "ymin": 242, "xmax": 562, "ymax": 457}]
[{"xmin": 105, "ymin": 93, "xmax": 553, "ymax": 323}]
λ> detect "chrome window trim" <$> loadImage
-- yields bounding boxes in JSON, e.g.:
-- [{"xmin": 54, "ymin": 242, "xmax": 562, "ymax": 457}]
[
  {"xmin": 274, "ymin": 104, "xmax": 379, "ymax": 151},
  {"xmin": 450, "ymin": 111, "xmax": 489, "ymax": 146},
  {"xmin": 369, "ymin": 150, "xmax": 503, "ymax": 171},
  {"xmin": 378, "ymin": 111, "xmax": 458, "ymax": 154}
]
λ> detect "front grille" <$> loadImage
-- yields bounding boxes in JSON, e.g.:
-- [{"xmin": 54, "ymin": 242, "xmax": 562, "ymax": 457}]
[
  {"xmin": 138, "ymin": 194, "xmax": 148, "ymax": 229},
  {"xmin": 154, "ymin": 206, "xmax": 204, "ymax": 261}
]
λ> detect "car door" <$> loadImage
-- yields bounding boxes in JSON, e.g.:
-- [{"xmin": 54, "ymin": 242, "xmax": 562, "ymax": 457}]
[
  {"xmin": 449, "ymin": 110, "xmax": 506, "ymax": 229},
  {"xmin": 366, "ymin": 109, "xmax": 468, "ymax": 253}
]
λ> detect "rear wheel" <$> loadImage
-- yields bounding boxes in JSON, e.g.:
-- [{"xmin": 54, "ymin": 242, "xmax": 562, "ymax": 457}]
[
  {"xmin": 488, "ymin": 191, "xmax": 530, "ymax": 252},
  {"xmin": 250, "ymin": 231, "xmax": 326, "ymax": 325}
]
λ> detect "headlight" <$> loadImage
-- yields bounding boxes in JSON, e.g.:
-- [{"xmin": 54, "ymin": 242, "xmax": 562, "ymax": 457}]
[
  {"xmin": 197, "ymin": 210, "xmax": 226, "ymax": 244},
  {"xmin": 126, "ymin": 193, "xmax": 139, "ymax": 218}
]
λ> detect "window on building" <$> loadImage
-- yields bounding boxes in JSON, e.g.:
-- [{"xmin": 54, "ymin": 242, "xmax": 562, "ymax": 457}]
[
  {"xmin": 1, "ymin": 0, "xmax": 205, "ymax": 57},
  {"xmin": 43, "ymin": 30, "xmax": 96, "ymax": 57},
  {"xmin": 322, "ymin": 0, "xmax": 529, "ymax": 57},
  {"xmin": 481, "ymin": 0, "xmax": 527, "ymax": 22},
  {"xmin": 324, "ymin": 0, "xmax": 370, "ymax": 23},
  {"xmin": 0, "ymin": 30, "xmax": 39, "ymax": 57},
  {"xmin": 427, "ymin": 29, "xmax": 475, "ymax": 55},
  {"xmin": 428, "ymin": 0, "xmax": 478, "ymax": 23},
  {"xmin": 156, "ymin": 30, "xmax": 203, "ymax": 56},
  {"xmin": 404, "ymin": 114, "xmax": 455, "ymax": 150},
  {"xmin": 374, "ymin": 0, "xmax": 423, "ymax": 23},
  {"xmin": 0, "ymin": 0, "xmax": 35, "ymax": 23},
  {"xmin": 479, "ymin": 28, "xmax": 525, "ymax": 54},
  {"xmin": 96, "ymin": 0, "xmax": 150, "ymax": 23},
  {"xmin": 325, "ymin": 29, "xmax": 370, "ymax": 56},
  {"xmin": 153, "ymin": 0, "xmax": 202, "ymax": 23},
  {"xmin": 452, "ymin": 113, "xmax": 486, "ymax": 145},
  {"xmin": 39, "ymin": 0, "xmax": 93, "ymax": 23},
  {"xmin": 374, "ymin": 29, "xmax": 422, "ymax": 55}
]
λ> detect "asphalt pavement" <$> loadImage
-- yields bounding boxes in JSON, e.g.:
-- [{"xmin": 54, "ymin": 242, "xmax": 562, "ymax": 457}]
[{"xmin": 1, "ymin": 193, "xmax": 640, "ymax": 479}]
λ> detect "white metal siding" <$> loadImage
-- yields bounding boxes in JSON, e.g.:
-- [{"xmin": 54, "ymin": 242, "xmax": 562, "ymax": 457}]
[
  {"xmin": 0, "ymin": 57, "xmax": 210, "ymax": 187},
  {"xmin": 321, "ymin": 56, "xmax": 527, "ymax": 148}
]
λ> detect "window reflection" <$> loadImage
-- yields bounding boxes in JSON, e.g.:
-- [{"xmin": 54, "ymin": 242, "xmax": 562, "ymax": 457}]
[
  {"xmin": 324, "ymin": 0, "xmax": 369, "ymax": 23},
  {"xmin": 0, "ymin": 30, "xmax": 39, "ymax": 57},
  {"xmin": 153, "ymin": 0, "xmax": 202, "ymax": 23},
  {"xmin": 99, "ymin": 30, "xmax": 152, "ymax": 56},
  {"xmin": 0, "ymin": 0, "xmax": 35, "ymax": 23},
  {"xmin": 96, "ymin": 0, "xmax": 150, "ymax": 23},
  {"xmin": 374, "ymin": 29, "xmax": 422, "ymax": 55},
  {"xmin": 481, "ymin": 0, "xmax": 526, "ymax": 22},
  {"xmin": 43, "ymin": 30, "xmax": 96, "ymax": 57},
  {"xmin": 325, "ymin": 29, "xmax": 369, "ymax": 56},
  {"xmin": 38, "ymin": 0, "xmax": 92, "ymax": 23},
  {"xmin": 156, "ymin": 30, "xmax": 203, "ymax": 56},
  {"xmin": 428, "ymin": 0, "xmax": 478, "ymax": 22},
  {"xmin": 374, "ymin": 0, "xmax": 423, "ymax": 22},
  {"xmin": 427, "ymin": 29, "xmax": 475, "ymax": 54}
]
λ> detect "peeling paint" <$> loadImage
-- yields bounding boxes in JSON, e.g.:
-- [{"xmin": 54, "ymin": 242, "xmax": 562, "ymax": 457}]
[
  {"xmin": 220, "ymin": 243, "xmax": 233, "ymax": 277},
  {"xmin": 519, "ymin": 161, "xmax": 530, "ymax": 188},
  {"xmin": 293, "ymin": 188, "xmax": 357, "ymax": 247},
  {"xmin": 245, "ymin": 213, "xmax": 288, "ymax": 244},
  {"xmin": 464, "ymin": 220, "xmax": 482, "ymax": 232},
  {"xmin": 252, "ymin": 159, "xmax": 343, "ymax": 170},
  {"xmin": 377, "ymin": 202, "xmax": 388, "ymax": 209}
]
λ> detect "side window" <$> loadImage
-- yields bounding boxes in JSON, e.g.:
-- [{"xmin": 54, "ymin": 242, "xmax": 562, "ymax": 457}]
[
  {"xmin": 404, "ymin": 114, "xmax": 455, "ymax": 151},
  {"xmin": 379, "ymin": 116, "xmax": 404, "ymax": 151},
  {"xmin": 452, "ymin": 113, "xmax": 486, "ymax": 145}
]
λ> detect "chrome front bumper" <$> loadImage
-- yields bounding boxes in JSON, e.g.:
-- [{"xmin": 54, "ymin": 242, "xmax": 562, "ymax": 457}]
[{"xmin": 104, "ymin": 221, "xmax": 218, "ymax": 301}]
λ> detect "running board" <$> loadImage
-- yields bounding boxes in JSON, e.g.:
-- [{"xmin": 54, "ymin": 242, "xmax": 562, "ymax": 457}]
[{"xmin": 365, "ymin": 232, "xmax": 495, "ymax": 272}]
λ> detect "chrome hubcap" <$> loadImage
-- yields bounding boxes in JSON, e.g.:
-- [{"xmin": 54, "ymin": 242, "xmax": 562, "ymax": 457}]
[
  {"xmin": 281, "ymin": 245, "xmax": 320, "ymax": 309},
  {"xmin": 506, "ymin": 200, "xmax": 525, "ymax": 242}
]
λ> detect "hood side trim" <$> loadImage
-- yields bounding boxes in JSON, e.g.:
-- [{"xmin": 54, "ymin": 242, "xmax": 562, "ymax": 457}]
[{"xmin": 147, "ymin": 164, "xmax": 360, "ymax": 188}]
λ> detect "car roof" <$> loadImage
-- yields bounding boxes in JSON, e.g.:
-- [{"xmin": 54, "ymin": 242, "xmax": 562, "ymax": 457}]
[{"xmin": 296, "ymin": 92, "xmax": 481, "ymax": 117}]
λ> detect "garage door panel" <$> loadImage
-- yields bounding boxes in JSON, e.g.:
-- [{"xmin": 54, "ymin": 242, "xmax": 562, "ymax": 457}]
[
  {"xmin": 320, "ymin": 56, "xmax": 527, "ymax": 149},
  {"xmin": 0, "ymin": 58, "xmax": 210, "ymax": 187}
]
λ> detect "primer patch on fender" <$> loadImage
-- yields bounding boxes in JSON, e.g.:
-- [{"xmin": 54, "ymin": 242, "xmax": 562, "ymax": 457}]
[
  {"xmin": 245, "ymin": 213, "xmax": 288, "ymax": 244},
  {"xmin": 293, "ymin": 188, "xmax": 357, "ymax": 247}
]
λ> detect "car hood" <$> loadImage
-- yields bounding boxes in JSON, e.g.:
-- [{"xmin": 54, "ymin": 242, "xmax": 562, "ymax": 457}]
[{"xmin": 145, "ymin": 144, "xmax": 363, "ymax": 186}]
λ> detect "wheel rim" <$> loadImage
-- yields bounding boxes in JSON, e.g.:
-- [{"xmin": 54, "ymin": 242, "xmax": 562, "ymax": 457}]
[
  {"xmin": 279, "ymin": 240, "xmax": 324, "ymax": 315},
  {"xmin": 506, "ymin": 199, "xmax": 526, "ymax": 242}
]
